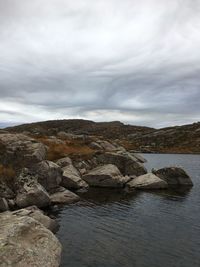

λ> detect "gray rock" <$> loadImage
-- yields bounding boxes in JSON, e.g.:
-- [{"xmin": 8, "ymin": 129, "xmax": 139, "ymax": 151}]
[
  {"xmin": 0, "ymin": 197, "xmax": 9, "ymax": 211},
  {"xmin": 15, "ymin": 169, "xmax": 50, "ymax": 208},
  {"xmin": 0, "ymin": 212, "xmax": 61, "ymax": 267},
  {"xmin": 12, "ymin": 206, "xmax": 59, "ymax": 233},
  {"xmin": 153, "ymin": 167, "xmax": 193, "ymax": 186},
  {"xmin": 97, "ymin": 152, "xmax": 147, "ymax": 176},
  {"xmin": 83, "ymin": 164, "xmax": 130, "ymax": 188},
  {"xmin": 62, "ymin": 164, "xmax": 88, "ymax": 189},
  {"xmin": 50, "ymin": 188, "xmax": 80, "ymax": 204},
  {"xmin": 34, "ymin": 160, "xmax": 63, "ymax": 193},
  {"xmin": 126, "ymin": 173, "xmax": 168, "ymax": 190},
  {"xmin": 0, "ymin": 133, "xmax": 46, "ymax": 169},
  {"xmin": 56, "ymin": 156, "xmax": 73, "ymax": 168}
]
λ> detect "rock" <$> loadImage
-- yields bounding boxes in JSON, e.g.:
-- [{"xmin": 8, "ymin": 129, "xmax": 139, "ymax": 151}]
[
  {"xmin": 153, "ymin": 167, "xmax": 193, "ymax": 186},
  {"xmin": 97, "ymin": 152, "xmax": 147, "ymax": 176},
  {"xmin": 12, "ymin": 206, "xmax": 59, "ymax": 233},
  {"xmin": 0, "ymin": 212, "xmax": 61, "ymax": 267},
  {"xmin": 0, "ymin": 133, "xmax": 46, "ymax": 169},
  {"xmin": 130, "ymin": 153, "xmax": 147, "ymax": 163},
  {"xmin": 96, "ymin": 140, "xmax": 117, "ymax": 151},
  {"xmin": 89, "ymin": 141, "xmax": 103, "ymax": 150},
  {"xmin": 34, "ymin": 160, "xmax": 63, "ymax": 193},
  {"xmin": 0, "ymin": 182, "xmax": 15, "ymax": 199},
  {"xmin": 50, "ymin": 187, "xmax": 80, "ymax": 204},
  {"xmin": 56, "ymin": 156, "xmax": 72, "ymax": 168},
  {"xmin": 83, "ymin": 164, "xmax": 130, "ymax": 188},
  {"xmin": 62, "ymin": 164, "xmax": 88, "ymax": 189},
  {"xmin": 126, "ymin": 173, "xmax": 168, "ymax": 190},
  {"xmin": 15, "ymin": 169, "xmax": 50, "ymax": 208},
  {"xmin": 0, "ymin": 197, "xmax": 9, "ymax": 211}
]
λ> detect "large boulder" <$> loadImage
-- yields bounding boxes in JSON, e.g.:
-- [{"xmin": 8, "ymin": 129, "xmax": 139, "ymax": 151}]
[
  {"xmin": 34, "ymin": 160, "xmax": 62, "ymax": 193},
  {"xmin": 15, "ymin": 169, "xmax": 50, "ymax": 208},
  {"xmin": 126, "ymin": 173, "xmax": 168, "ymax": 191},
  {"xmin": 153, "ymin": 167, "xmax": 193, "ymax": 186},
  {"xmin": 0, "ymin": 212, "xmax": 61, "ymax": 267},
  {"xmin": 62, "ymin": 164, "xmax": 89, "ymax": 189},
  {"xmin": 97, "ymin": 152, "xmax": 147, "ymax": 176},
  {"xmin": 50, "ymin": 187, "xmax": 80, "ymax": 204},
  {"xmin": 83, "ymin": 164, "xmax": 130, "ymax": 188},
  {"xmin": 12, "ymin": 206, "xmax": 59, "ymax": 233},
  {"xmin": 56, "ymin": 157, "xmax": 89, "ymax": 189},
  {"xmin": 0, "ymin": 133, "xmax": 46, "ymax": 169}
]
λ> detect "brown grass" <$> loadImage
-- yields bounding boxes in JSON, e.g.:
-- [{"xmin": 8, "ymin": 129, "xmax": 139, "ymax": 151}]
[{"xmin": 33, "ymin": 135, "xmax": 95, "ymax": 161}]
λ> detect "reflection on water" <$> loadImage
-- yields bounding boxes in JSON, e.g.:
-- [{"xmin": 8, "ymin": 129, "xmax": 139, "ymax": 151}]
[{"xmin": 55, "ymin": 154, "xmax": 200, "ymax": 267}]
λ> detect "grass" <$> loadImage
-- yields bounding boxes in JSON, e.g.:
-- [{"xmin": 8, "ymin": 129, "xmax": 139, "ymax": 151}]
[{"xmin": 32, "ymin": 135, "xmax": 96, "ymax": 161}]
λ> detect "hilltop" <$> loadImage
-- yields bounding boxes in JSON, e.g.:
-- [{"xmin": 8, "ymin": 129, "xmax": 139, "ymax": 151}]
[{"xmin": 4, "ymin": 119, "xmax": 200, "ymax": 154}]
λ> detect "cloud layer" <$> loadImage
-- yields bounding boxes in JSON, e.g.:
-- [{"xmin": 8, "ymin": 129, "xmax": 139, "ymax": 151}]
[{"xmin": 0, "ymin": 0, "xmax": 200, "ymax": 128}]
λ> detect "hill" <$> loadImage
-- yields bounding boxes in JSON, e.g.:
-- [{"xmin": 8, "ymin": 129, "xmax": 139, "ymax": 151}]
[{"xmin": 4, "ymin": 120, "xmax": 200, "ymax": 154}]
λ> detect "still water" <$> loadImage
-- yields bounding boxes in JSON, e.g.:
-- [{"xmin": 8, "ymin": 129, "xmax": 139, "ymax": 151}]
[{"xmin": 55, "ymin": 154, "xmax": 200, "ymax": 267}]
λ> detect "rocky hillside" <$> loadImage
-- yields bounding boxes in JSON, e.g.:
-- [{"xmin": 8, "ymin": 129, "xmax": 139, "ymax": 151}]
[
  {"xmin": 126, "ymin": 122, "xmax": 200, "ymax": 154},
  {"xmin": 5, "ymin": 120, "xmax": 200, "ymax": 154},
  {"xmin": 6, "ymin": 119, "xmax": 153, "ymax": 139}
]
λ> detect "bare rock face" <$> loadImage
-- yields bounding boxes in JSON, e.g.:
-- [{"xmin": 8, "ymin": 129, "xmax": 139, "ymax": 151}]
[
  {"xmin": 0, "ymin": 212, "xmax": 61, "ymax": 267},
  {"xmin": 0, "ymin": 133, "xmax": 46, "ymax": 169},
  {"xmin": 15, "ymin": 169, "xmax": 50, "ymax": 208},
  {"xmin": 56, "ymin": 157, "xmax": 89, "ymax": 189},
  {"xmin": 97, "ymin": 152, "xmax": 147, "ymax": 176},
  {"xmin": 0, "ymin": 197, "xmax": 9, "ymax": 212},
  {"xmin": 56, "ymin": 156, "xmax": 73, "ymax": 168},
  {"xmin": 34, "ymin": 160, "xmax": 63, "ymax": 193},
  {"xmin": 50, "ymin": 187, "xmax": 80, "ymax": 204},
  {"xmin": 126, "ymin": 173, "xmax": 168, "ymax": 191},
  {"xmin": 12, "ymin": 206, "xmax": 59, "ymax": 233},
  {"xmin": 83, "ymin": 164, "xmax": 130, "ymax": 188},
  {"xmin": 153, "ymin": 167, "xmax": 193, "ymax": 186}
]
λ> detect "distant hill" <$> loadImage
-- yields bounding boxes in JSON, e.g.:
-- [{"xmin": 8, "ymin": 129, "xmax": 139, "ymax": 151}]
[
  {"xmin": 5, "ymin": 119, "xmax": 154, "ymax": 139},
  {"xmin": 4, "ymin": 119, "xmax": 200, "ymax": 154}
]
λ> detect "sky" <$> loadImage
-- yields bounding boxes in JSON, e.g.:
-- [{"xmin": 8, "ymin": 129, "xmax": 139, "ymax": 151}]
[{"xmin": 0, "ymin": 0, "xmax": 200, "ymax": 128}]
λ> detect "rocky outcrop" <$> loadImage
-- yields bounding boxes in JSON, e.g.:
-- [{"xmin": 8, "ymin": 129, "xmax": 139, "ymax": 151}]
[
  {"xmin": 0, "ymin": 133, "xmax": 46, "ymax": 169},
  {"xmin": 97, "ymin": 152, "xmax": 147, "ymax": 176},
  {"xmin": 34, "ymin": 160, "xmax": 62, "ymax": 193},
  {"xmin": 50, "ymin": 187, "xmax": 80, "ymax": 204},
  {"xmin": 56, "ymin": 157, "xmax": 88, "ymax": 189},
  {"xmin": 83, "ymin": 164, "xmax": 130, "ymax": 188},
  {"xmin": 12, "ymin": 206, "xmax": 59, "ymax": 233},
  {"xmin": 153, "ymin": 167, "xmax": 193, "ymax": 186},
  {"xmin": 126, "ymin": 173, "xmax": 168, "ymax": 191},
  {"xmin": 15, "ymin": 169, "xmax": 50, "ymax": 208},
  {"xmin": 0, "ymin": 211, "xmax": 61, "ymax": 267}
]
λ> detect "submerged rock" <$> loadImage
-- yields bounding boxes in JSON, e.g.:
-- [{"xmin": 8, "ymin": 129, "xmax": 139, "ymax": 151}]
[
  {"xmin": 126, "ymin": 173, "xmax": 168, "ymax": 190},
  {"xmin": 153, "ymin": 167, "xmax": 193, "ymax": 186},
  {"xmin": 83, "ymin": 164, "xmax": 130, "ymax": 188},
  {"xmin": 0, "ymin": 211, "xmax": 61, "ymax": 267}
]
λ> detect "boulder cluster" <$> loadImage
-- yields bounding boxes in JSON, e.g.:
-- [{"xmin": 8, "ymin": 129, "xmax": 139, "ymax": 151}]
[{"xmin": 0, "ymin": 132, "xmax": 193, "ymax": 267}]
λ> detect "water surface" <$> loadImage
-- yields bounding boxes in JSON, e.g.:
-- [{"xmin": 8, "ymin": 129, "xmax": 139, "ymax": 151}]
[{"xmin": 55, "ymin": 154, "xmax": 200, "ymax": 267}]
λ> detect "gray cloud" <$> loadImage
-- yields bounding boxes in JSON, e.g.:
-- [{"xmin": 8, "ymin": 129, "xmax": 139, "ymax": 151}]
[{"xmin": 0, "ymin": 0, "xmax": 200, "ymax": 128}]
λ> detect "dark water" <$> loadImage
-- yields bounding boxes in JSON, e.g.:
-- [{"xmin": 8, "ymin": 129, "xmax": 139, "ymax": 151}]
[{"xmin": 55, "ymin": 154, "xmax": 200, "ymax": 267}]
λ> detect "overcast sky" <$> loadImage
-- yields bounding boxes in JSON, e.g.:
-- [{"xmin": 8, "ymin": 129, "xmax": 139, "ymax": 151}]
[{"xmin": 0, "ymin": 0, "xmax": 200, "ymax": 128}]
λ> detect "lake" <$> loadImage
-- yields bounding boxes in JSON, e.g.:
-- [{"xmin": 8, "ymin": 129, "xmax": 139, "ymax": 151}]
[{"xmin": 55, "ymin": 154, "xmax": 200, "ymax": 267}]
